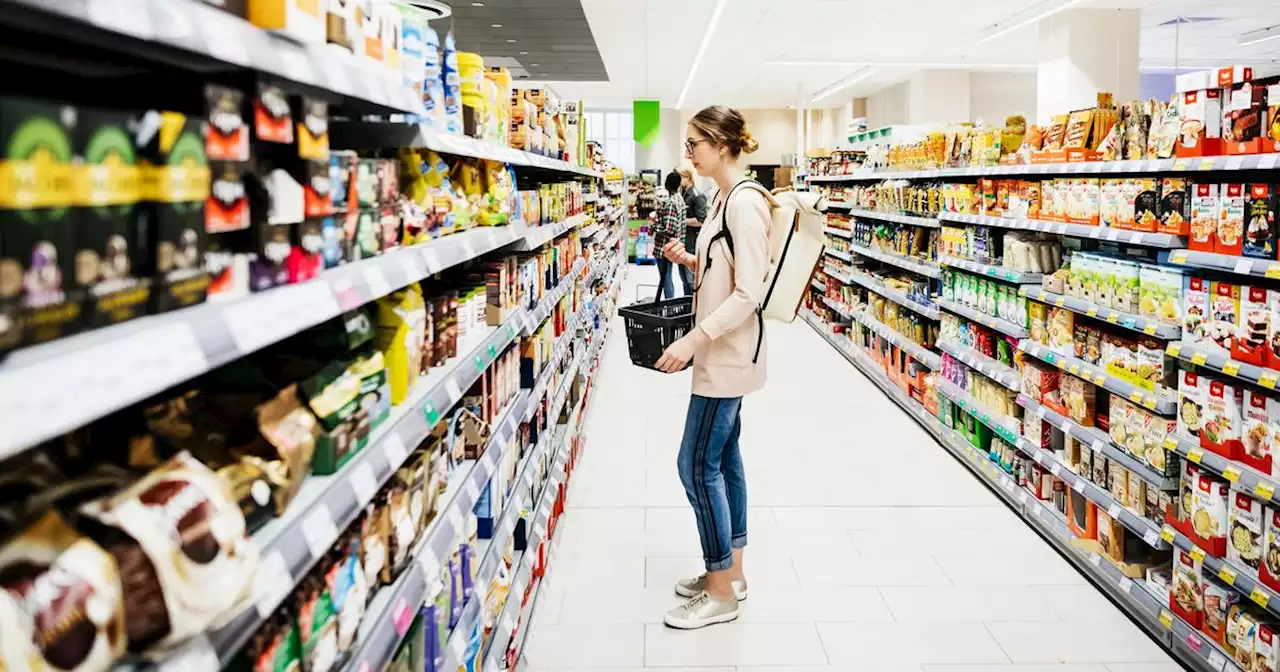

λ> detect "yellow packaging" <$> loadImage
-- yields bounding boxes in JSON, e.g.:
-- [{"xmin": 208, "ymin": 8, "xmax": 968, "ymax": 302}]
[{"xmin": 375, "ymin": 284, "xmax": 427, "ymax": 404}]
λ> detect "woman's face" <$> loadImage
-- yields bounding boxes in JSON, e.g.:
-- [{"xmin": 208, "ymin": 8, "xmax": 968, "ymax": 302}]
[{"xmin": 685, "ymin": 127, "xmax": 721, "ymax": 177}]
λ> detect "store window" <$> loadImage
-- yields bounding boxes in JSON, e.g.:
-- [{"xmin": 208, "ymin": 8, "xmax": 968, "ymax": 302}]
[{"xmin": 586, "ymin": 109, "xmax": 635, "ymax": 174}]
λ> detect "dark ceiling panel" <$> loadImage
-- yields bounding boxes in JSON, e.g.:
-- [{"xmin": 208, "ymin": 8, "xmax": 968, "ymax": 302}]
[{"xmin": 436, "ymin": 0, "xmax": 608, "ymax": 82}]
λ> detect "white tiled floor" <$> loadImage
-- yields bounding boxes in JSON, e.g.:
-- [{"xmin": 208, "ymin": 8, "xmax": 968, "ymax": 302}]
[{"xmin": 522, "ymin": 265, "xmax": 1180, "ymax": 671}]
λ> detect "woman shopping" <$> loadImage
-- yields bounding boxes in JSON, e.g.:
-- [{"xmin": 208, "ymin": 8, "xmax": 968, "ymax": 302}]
[{"xmin": 655, "ymin": 105, "xmax": 771, "ymax": 630}]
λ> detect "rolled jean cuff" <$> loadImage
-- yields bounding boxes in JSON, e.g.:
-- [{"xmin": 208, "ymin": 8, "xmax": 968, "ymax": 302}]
[
  {"xmin": 705, "ymin": 552, "xmax": 735, "ymax": 572},
  {"xmin": 732, "ymin": 533, "xmax": 748, "ymax": 549}
]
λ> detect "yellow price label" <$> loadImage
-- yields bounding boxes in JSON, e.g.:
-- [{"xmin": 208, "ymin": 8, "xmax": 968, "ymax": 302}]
[
  {"xmin": 1107, "ymin": 313, "xmax": 1120, "ymax": 324},
  {"xmin": 1199, "ymin": 158, "xmax": 1218, "ymax": 171},
  {"xmin": 1163, "ymin": 435, "xmax": 1179, "ymax": 451},
  {"xmin": 1056, "ymin": 359, "xmax": 1067, "ymax": 369},
  {"xmin": 1095, "ymin": 374, "xmax": 1109, "ymax": 386},
  {"xmin": 1253, "ymin": 587, "xmax": 1271, "ymax": 608},
  {"xmin": 1256, "ymin": 481, "xmax": 1277, "ymax": 500},
  {"xmin": 1143, "ymin": 397, "xmax": 1158, "ymax": 410},
  {"xmin": 1190, "ymin": 546, "xmax": 1206, "ymax": 562},
  {"xmin": 1173, "ymin": 158, "xmax": 1190, "ymax": 171},
  {"xmin": 1158, "ymin": 610, "xmax": 1174, "ymax": 629},
  {"xmin": 1055, "ymin": 297, "xmax": 1065, "ymax": 307},
  {"xmin": 1130, "ymin": 389, "xmax": 1145, "ymax": 403},
  {"xmin": 1143, "ymin": 324, "xmax": 1157, "ymax": 335},
  {"xmin": 1170, "ymin": 251, "xmax": 1189, "ymax": 265},
  {"xmin": 1223, "ymin": 361, "xmax": 1241, "ymax": 376},
  {"xmin": 1261, "ymin": 372, "xmax": 1279, "ymax": 389},
  {"xmin": 1267, "ymin": 263, "xmax": 1280, "ymax": 280},
  {"xmin": 1069, "ymin": 364, "xmax": 1080, "ymax": 375},
  {"xmin": 1160, "ymin": 525, "xmax": 1177, "ymax": 543},
  {"xmin": 1191, "ymin": 351, "xmax": 1208, "ymax": 365},
  {"xmin": 1219, "ymin": 566, "xmax": 1238, "ymax": 585},
  {"xmin": 1087, "ymin": 307, "xmax": 1098, "ymax": 317},
  {"xmin": 1187, "ymin": 448, "xmax": 1204, "ymax": 464},
  {"xmin": 1224, "ymin": 465, "xmax": 1243, "ymax": 482},
  {"xmin": 1167, "ymin": 343, "xmax": 1183, "ymax": 357}
]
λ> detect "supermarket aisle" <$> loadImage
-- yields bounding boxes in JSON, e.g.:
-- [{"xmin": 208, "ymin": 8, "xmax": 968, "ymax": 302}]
[{"xmin": 523, "ymin": 265, "xmax": 1180, "ymax": 671}]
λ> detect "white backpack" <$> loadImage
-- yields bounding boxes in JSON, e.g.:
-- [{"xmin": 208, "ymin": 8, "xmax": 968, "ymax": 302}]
[{"xmin": 703, "ymin": 180, "xmax": 828, "ymax": 361}]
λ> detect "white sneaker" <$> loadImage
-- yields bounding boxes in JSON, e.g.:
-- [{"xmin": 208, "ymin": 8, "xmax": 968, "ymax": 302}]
[
  {"xmin": 674, "ymin": 574, "xmax": 748, "ymax": 600},
  {"xmin": 663, "ymin": 591, "xmax": 740, "ymax": 629}
]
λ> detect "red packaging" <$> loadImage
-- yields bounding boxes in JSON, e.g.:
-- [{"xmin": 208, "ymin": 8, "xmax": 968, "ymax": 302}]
[
  {"xmin": 1202, "ymin": 379, "xmax": 1245, "ymax": 461},
  {"xmin": 1066, "ymin": 490, "xmax": 1097, "ymax": 540},
  {"xmin": 1261, "ymin": 507, "xmax": 1280, "ymax": 593},
  {"xmin": 1235, "ymin": 285, "xmax": 1270, "ymax": 365},
  {"xmin": 1170, "ymin": 549, "xmax": 1204, "ymax": 628}
]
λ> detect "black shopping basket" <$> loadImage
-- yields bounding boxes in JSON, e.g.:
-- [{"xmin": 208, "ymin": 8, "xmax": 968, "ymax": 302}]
[{"xmin": 618, "ymin": 296, "xmax": 693, "ymax": 371}]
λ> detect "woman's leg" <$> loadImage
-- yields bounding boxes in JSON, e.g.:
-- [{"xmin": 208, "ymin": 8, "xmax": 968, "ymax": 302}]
[
  {"xmin": 721, "ymin": 405, "xmax": 748, "ymax": 583},
  {"xmin": 677, "ymin": 395, "xmax": 744, "ymax": 598},
  {"xmin": 656, "ymin": 258, "xmax": 675, "ymax": 299}
]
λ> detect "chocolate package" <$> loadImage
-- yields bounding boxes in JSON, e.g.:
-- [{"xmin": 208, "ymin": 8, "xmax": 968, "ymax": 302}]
[{"xmin": 1245, "ymin": 184, "xmax": 1278, "ymax": 260}]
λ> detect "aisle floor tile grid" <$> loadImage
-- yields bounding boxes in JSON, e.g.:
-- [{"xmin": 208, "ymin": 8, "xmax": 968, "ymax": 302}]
[{"xmin": 523, "ymin": 266, "xmax": 1179, "ymax": 671}]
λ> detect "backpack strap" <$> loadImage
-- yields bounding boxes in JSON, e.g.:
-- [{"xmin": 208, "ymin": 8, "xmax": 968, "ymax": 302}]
[{"xmin": 697, "ymin": 179, "xmax": 770, "ymax": 364}]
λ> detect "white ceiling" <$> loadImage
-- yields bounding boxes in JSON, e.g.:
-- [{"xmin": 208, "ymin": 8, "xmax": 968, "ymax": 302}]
[{"xmin": 536, "ymin": 0, "xmax": 1280, "ymax": 110}]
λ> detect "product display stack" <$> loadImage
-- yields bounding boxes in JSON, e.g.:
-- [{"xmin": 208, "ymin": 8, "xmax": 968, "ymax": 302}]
[
  {"xmin": 804, "ymin": 66, "xmax": 1280, "ymax": 671},
  {"xmin": 0, "ymin": 2, "xmax": 626, "ymax": 672}
]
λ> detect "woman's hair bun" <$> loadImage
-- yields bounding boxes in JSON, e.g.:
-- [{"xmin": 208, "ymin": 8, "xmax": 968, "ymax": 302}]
[{"xmin": 740, "ymin": 130, "xmax": 760, "ymax": 154}]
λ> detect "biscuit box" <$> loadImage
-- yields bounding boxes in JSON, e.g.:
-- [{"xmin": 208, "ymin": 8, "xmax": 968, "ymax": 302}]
[
  {"xmin": 1260, "ymin": 506, "xmax": 1280, "ymax": 593},
  {"xmin": 1242, "ymin": 389, "xmax": 1277, "ymax": 475},
  {"xmin": 1220, "ymin": 183, "xmax": 1248, "ymax": 257},
  {"xmin": 1203, "ymin": 378, "xmax": 1245, "ymax": 461}
]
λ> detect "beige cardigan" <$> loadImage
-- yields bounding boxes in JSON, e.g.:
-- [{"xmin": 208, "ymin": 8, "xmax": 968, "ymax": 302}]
[{"xmin": 691, "ymin": 186, "xmax": 771, "ymax": 398}]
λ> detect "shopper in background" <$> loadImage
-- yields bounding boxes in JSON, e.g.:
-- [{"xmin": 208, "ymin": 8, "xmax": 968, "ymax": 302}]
[
  {"xmin": 649, "ymin": 171, "xmax": 687, "ymax": 300},
  {"xmin": 656, "ymin": 105, "xmax": 770, "ymax": 630},
  {"xmin": 677, "ymin": 168, "xmax": 707, "ymax": 295}
]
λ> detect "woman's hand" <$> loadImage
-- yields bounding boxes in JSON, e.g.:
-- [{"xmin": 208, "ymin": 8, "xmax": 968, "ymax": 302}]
[
  {"xmin": 655, "ymin": 329, "xmax": 707, "ymax": 373},
  {"xmin": 661, "ymin": 240, "xmax": 696, "ymax": 269}
]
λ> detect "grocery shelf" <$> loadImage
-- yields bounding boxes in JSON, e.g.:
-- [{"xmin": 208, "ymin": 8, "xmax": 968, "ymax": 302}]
[
  {"xmin": 825, "ymin": 200, "xmax": 853, "ymax": 210},
  {"xmin": 1022, "ymin": 287, "xmax": 1182, "ymax": 339},
  {"xmin": 934, "ymin": 379, "xmax": 1025, "ymax": 445},
  {"xmin": 2, "ymin": 0, "xmax": 425, "ymax": 116},
  {"xmin": 1017, "ymin": 395, "xmax": 1178, "ymax": 489},
  {"xmin": 857, "ymin": 312, "xmax": 940, "ymax": 370},
  {"xmin": 848, "ymin": 244, "xmax": 943, "ymax": 279},
  {"xmin": 580, "ymin": 221, "xmax": 605, "ymax": 240},
  {"xmin": 824, "ymin": 227, "xmax": 854, "ymax": 239},
  {"xmin": 1162, "ymin": 433, "xmax": 1280, "ymax": 507},
  {"xmin": 806, "ymin": 154, "xmax": 1280, "ymax": 181},
  {"xmin": 331, "ymin": 122, "xmax": 604, "ymax": 178},
  {"xmin": 822, "ymin": 296, "xmax": 858, "ymax": 321},
  {"xmin": 509, "ymin": 213, "xmax": 589, "ymax": 252},
  {"xmin": 1159, "ymin": 522, "xmax": 1280, "ymax": 622},
  {"xmin": 1165, "ymin": 248, "xmax": 1280, "ymax": 279},
  {"xmin": 846, "ymin": 271, "xmax": 941, "ymax": 320},
  {"xmin": 934, "ymin": 297, "xmax": 1030, "ymax": 338},
  {"xmin": 825, "ymin": 248, "xmax": 854, "ymax": 263},
  {"xmin": 848, "ymin": 208, "xmax": 940, "ymax": 229},
  {"xmin": 523, "ymin": 259, "xmax": 586, "ymax": 333},
  {"xmin": 940, "ymin": 212, "xmax": 1187, "ymax": 249},
  {"xmin": 1168, "ymin": 342, "xmax": 1280, "ymax": 391},
  {"xmin": 204, "ymin": 312, "xmax": 528, "ymax": 664},
  {"xmin": 822, "ymin": 265, "xmax": 853, "ymax": 284},
  {"xmin": 939, "ymin": 255, "xmax": 1043, "ymax": 285},
  {"xmin": 1018, "ymin": 341, "xmax": 1178, "ymax": 415},
  {"xmin": 1170, "ymin": 615, "xmax": 1245, "ymax": 672},
  {"xmin": 811, "ymin": 279, "xmax": 825, "ymax": 291},
  {"xmin": 345, "ymin": 389, "xmax": 531, "ymax": 671},
  {"xmin": 0, "ymin": 222, "xmax": 529, "ymax": 461},
  {"xmin": 935, "ymin": 338, "xmax": 1020, "ymax": 390}
]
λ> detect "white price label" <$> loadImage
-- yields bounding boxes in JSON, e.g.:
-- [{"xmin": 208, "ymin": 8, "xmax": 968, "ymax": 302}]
[
  {"xmin": 150, "ymin": 0, "xmax": 194, "ymax": 40},
  {"xmin": 1050, "ymin": 463, "xmax": 1062, "ymax": 477},
  {"xmin": 1106, "ymin": 229, "xmax": 1120, "ymax": 241},
  {"xmin": 1061, "ymin": 420, "xmax": 1075, "ymax": 436},
  {"xmin": 253, "ymin": 552, "xmax": 292, "ymax": 616},
  {"xmin": 302, "ymin": 508, "xmax": 339, "ymax": 558},
  {"xmin": 1030, "ymin": 505, "xmax": 1042, "ymax": 519},
  {"xmin": 1108, "ymin": 503, "xmax": 1123, "ymax": 519},
  {"xmin": 1207, "ymin": 650, "xmax": 1228, "ymax": 672},
  {"xmin": 88, "ymin": 0, "xmax": 155, "ymax": 38},
  {"xmin": 383, "ymin": 434, "xmax": 408, "ymax": 467},
  {"xmin": 420, "ymin": 553, "xmax": 441, "ymax": 585},
  {"xmin": 349, "ymin": 462, "xmax": 379, "ymax": 505},
  {"xmin": 1071, "ymin": 478, "xmax": 1085, "ymax": 493},
  {"xmin": 156, "ymin": 635, "xmax": 219, "ymax": 672},
  {"xmin": 1033, "ymin": 449, "xmax": 1045, "ymax": 463},
  {"xmin": 1036, "ymin": 406, "xmax": 1047, "ymax": 421},
  {"xmin": 445, "ymin": 378, "xmax": 463, "ymax": 403},
  {"xmin": 364, "ymin": 267, "xmax": 392, "ymax": 298},
  {"xmin": 320, "ymin": 57, "xmax": 352, "ymax": 94},
  {"xmin": 1092, "ymin": 439, "xmax": 1106, "ymax": 454},
  {"xmin": 1090, "ymin": 553, "xmax": 1103, "ymax": 567},
  {"xmin": 422, "ymin": 248, "xmax": 442, "ymax": 274},
  {"xmin": 1118, "ymin": 577, "xmax": 1133, "ymax": 593},
  {"xmin": 278, "ymin": 47, "xmax": 316, "ymax": 84},
  {"xmin": 1234, "ymin": 258, "xmax": 1254, "ymax": 275},
  {"xmin": 1143, "ymin": 529, "xmax": 1160, "ymax": 546},
  {"xmin": 465, "ymin": 479, "xmax": 482, "ymax": 503},
  {"xmin": 1227, "ymin": 156, "xmax": 1245, "ymax": 171},
  {"xmin": 400, "ymin": 255, "xmax": 422, "ymax": 282}
]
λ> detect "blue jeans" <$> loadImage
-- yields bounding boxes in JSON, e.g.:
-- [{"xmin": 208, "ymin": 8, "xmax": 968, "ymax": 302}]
[
  {"xmin": 656, "ymin": 258, "xmax": 676, "ymax": 299},
  {"xmin": 677, "ymin": 395, "xmax": 747, "ymax": 571}
]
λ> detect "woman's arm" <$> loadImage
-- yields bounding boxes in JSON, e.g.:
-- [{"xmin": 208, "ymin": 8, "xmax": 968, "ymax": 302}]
[{"xmin": 697, "ymin": 190, "xmax": 770, "ymax": 341}]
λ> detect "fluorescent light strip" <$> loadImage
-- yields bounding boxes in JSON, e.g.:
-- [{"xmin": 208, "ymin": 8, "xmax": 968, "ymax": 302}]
[
  {"xmin": 766, "ymin": 60, "xmax": 1035, "ymax": 69},
  {"xmin": 675, "ymin": 0, "xmax": 728, "ymax": 110},
  {"xmin": 980, "ymin": 0, "xmax": 1085, "ymax": 43},
  {"xmin": 1239, "ymin": 25, "xmax": 1280, "ymax": 47},
  {"xmin": 811, "ymin": 68, "xmax": 875, "ymax": 104}
]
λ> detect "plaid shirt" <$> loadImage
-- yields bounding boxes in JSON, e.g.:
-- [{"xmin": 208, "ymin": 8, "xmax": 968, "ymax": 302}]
[{"xmin": 651, "ymin": 192, "xmax": 687, "ymax": 248}]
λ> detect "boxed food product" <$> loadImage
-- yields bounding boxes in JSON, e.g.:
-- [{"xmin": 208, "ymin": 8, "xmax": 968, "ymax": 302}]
[
  {"xmin": 1094, "ymin": 257, "xmax": 1115, "ymax": 308},
  {"xmin": 1246, "ymin": 183, "xmax": 1278, "ymax": 260},
  {"xmin": 1207, "ymin": 280, "xmax": 1242, "ymax": 357},
  {"xmin": 1119, "ymin": 178, "xmax": 1160, "ymax": 232},
  {"xmin": 1171, "ymin": 548, "xmax": 1204, "ymax": 627},
  {"xmin": 1204, "ymin": 576, "xmax": 1240, "ymax": 645},
  {"xmin": 1237, "ymin": 285, "xmax": 1271, "ymax": 365},
  {"xmin": 1170, "ymin": 462, "xmax": 1201, "ymax": 537},
  {"xmin": 1184, "ymin": 275, "xmax": 1211, "ymax": 348},
  {"xmin": 1229, "ymin": 487, "xmax": 1265, "ymax": 579},
  {"xmin": 1100, "ymin": 179, "xmax": 1123, "ymax": 228},
  {"xmin": 1158, "ymin": 177, "xmax": 1191, "ymax": 235},
  {"xmin": 1046, "ymin": 306, "xmax": 1074, "ymax": 356},
  {"xmin": 1223, "ymin": 82, "xmax": 1267, "ymax": 152},
  {"xmin": 1177, "ymin": 89, "xmax": 1223, "ymax": 157},
  {"xmin": 1258, "ymin": 622, "xmax": 1280, "ymax": 672},
  {"xmin": 1191, "ymin": 472, "xmax": 1230, "ymax": 556},
  {"xmin": 1066, "ymin": 489, "xmax": 1096, "ymax": 540},
  {"xmin": 1235, "ymin": 610, "xmax": 1262, "ymax": 670},
  {"xmin": 1221, "ymin": 183, "xmax": 1248, "ymax": 257},
  {"xmin": 1143, "ymin": 409, "xmax": 1180, "ymax": 477},
  {"xmin": 1179, "ymin": 370, "xmax": 1209, "ymax": 441},
  {"xmin": 1204, "ymin": 378, "xmax": 1245, "ymax": 460},
  {"xmin": 1060, "ymin": 375, "xmax": 1097, "ymax": 426},
  {"xmin": 1261, "ymin": 506, "xmax": 1280, "ymax": 593},
  {"xmin": 1191, "ymin": 183, "xmax": 1220, "ymax": 252},
  {"xmin": 1139, "ymin": 264, "xmax": 1182, "ymax": 325},
  {"xmin": 1021, "ymin": 360, "xmax": 1060, "ymax": 404},
  {"xmin": 1244, "ymin": 389, "xmax": 1279, "ymax": 476},
  {"xmin": 1114, "ymin": 259, "xmax": 1141, "ymax": 313}
]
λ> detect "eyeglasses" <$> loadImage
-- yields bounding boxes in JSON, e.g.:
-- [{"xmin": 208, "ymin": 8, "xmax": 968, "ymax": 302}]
[{"xmin": 684, "ymin": 138, "xmax": 710, "ymax": 155}]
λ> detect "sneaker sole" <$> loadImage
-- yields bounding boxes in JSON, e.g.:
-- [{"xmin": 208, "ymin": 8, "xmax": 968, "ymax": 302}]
[
  {"xmin": 663, "ymin": 607, "xmax": 740, "ymax": 630},
  {"xmin": 674, "ymin": 585, "xmax": 748, "ymax": 601}
]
